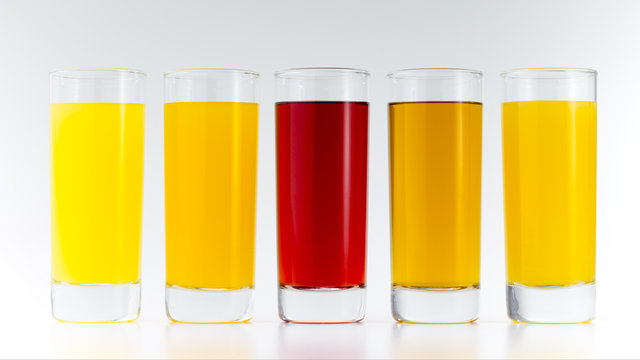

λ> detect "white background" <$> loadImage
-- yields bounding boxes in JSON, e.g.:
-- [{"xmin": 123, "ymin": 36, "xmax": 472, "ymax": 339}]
[{"xmin": 0, "ymin": 0, "xmax": 638, "ymax": 358}]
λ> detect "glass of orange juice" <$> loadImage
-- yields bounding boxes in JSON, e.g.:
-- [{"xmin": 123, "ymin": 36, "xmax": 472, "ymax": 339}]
[
  {"xmin": 388, "ymin": 68, "xmax": 483, "ymax": 323},
  {"xmin": 50, "ymin": 68, "xmax": 146, "ymax": 322},
  {"xmin": 502, "ymin": 68, "xmax": 597, "ymax": 323},
  {"xmin": 164, "ymin": 69, "xmax": 259, "ymax": 323}
]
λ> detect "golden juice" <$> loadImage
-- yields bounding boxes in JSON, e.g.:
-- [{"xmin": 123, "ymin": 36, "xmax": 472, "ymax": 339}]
[
  {"xmin": 390, "ymin": 101, "xmax": 482, "ymax": 288},
  {"xmin": 51, "ymin": 103, "xmax": 144, "ymax": 285},
  {"xmin": 165, "ymin": 101, "xmax": 258, "ymax": 290},
  {"xmin": 503, "ymin": 100, "xmax": 596, "ymax": 286}
]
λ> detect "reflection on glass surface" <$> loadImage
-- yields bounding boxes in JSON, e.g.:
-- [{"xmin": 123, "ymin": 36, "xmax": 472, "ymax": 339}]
[
  {"xmin": 164, "ymin": 323, "xmax": 253, "ymax": 359},
  {"xmin": 507, "ymin": 322, "xmax": 595, "ymax": 358},
  {"xmin": 50, "ymin": 322, "xmax": 141, "ymax": 358},
  {"xmin": 392, "ymin": 322, "xmax": 480, "ymax": 358},
  {"xmin": 278, "ymin": 323, "xmax": 366, "ymax": 358}
]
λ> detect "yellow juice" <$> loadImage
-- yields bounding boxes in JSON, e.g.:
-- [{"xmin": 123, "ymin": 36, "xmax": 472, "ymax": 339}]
[
  {"xmin": 51, "ymin": 103, "xmax": 144, "ymax": 285},
  {"xmin": 165, "ymin": 101, "xmax": 258, "ymax": 290},
  {"xmin": 503, "ymin": 100, "xmax": 596, "ymax": 286},
  {"xmin": 390, "ymin": 101, "xmax": 482, "ymax": 288}
]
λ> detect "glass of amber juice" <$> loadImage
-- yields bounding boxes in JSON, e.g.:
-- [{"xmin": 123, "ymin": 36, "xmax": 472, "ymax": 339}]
[
  {"xmin": 50, "ymin": 68, "xmax": 146, "ymax": 322},
  {"xmin": 502, "ymin": 68, "xmax": 597, "ymax": 323},
  {"xmin": 388, "ymin": 68, "xmax": 483, "ymax": 323},
  {"xmin": 164, "ymin": 68, "xmax": 259, "ymax": 323}
]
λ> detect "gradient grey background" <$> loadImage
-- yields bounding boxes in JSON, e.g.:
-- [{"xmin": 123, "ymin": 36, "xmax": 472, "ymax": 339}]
[{"xmin": 0, "ymin": 0, "xmax": 638, "ymax": 358}]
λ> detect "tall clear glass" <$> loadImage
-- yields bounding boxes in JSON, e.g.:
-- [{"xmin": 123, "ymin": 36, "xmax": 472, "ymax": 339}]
[
  {"xmin": 164, "ymin": 68, "xmax": 259, "ymax": 323},
  {"xmin": 276, "ymin": 67, "xmax": 370, "ymax": 323},
  {"xmin": 388, "ymin": 68, "xmax": 483, "ymax": 323},
  {"xmin": 50, "ymin": 68, "xmax": 146, "ymax": 322},
  {"xmin": 502, "ymin": 68, "xmax": 597, "ymax": 323}
]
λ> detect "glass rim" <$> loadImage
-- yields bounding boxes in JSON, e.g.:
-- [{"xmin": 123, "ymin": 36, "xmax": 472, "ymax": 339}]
[
  {"xmin": 164, "ymin": 68, "xmax": 260, "ymax": 79},
  {"xmin": 501, "ymin": 67, "xmax": 597, "ymax": 79},
  {"xmin": 49, "ymin": 67, "xmax": 147, "ymax": 78},
  {"xmin": 387, "ymin": 68, "xmax": 482, "ymax": 79},
  {"xmin": 275, "ymin": 67, "xmax": 370, "ymax": 79}
]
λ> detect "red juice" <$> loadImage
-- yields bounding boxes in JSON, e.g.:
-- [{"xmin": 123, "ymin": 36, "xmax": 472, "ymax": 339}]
[{"xmin": 277, "ymin": 101, "xmax": 369, "ymax": 288}]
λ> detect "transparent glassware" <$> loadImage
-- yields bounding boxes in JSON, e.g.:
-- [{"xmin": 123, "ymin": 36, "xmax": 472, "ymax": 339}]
[
  {"xmin": 50, "ymin": 68, "xmax": 146, "ymax": 322},
  {"xmin": 502, "ymin": 68, "xmax": 597, "ymax": 323},
  {"xmin": 275, "ymin": 67, "xmax": 370, "ymax": 323},
  {"xmin": 164, "ymin": 68, "xmax": 259, "ymax": 323},
  {"xmin": 388, "ymin": 68, "xmax": 483, "ymax": 323}
]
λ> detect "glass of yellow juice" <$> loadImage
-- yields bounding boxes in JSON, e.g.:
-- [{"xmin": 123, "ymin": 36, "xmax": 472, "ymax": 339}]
[
  {"xmin": 164, "ymin": 68, "xmax": 259, "ymax": 323},
  {"xmin": 502, "ymin": 68, "xmax": 597, "ymax": 323},
  {"xmin": 388, "ymin": 68, "xmax": 482, "ymax": 323},
  {"xmin": 50, "ymin": 68, "xmax": 146, "ymax": 322}
]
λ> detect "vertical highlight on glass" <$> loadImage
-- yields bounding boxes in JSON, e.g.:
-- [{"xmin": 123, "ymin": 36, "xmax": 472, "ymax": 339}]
[
  {"xmin": 388, "ymin": 68, "xmax": 483, "ymax": 323},
  {"xmin": 164, "ymin": 68, "xmax": 259, "ymax": 323},
  {"xmin": 50, "ymin": 68, "xmax": 146, "ymax": 322},
  {"xmin": 502, "ymin": 68, "xmax": 597, "ymax": 323},
  {"xmin": 276, "ymin": 67, "xmax": 370, "ymax": 323}
]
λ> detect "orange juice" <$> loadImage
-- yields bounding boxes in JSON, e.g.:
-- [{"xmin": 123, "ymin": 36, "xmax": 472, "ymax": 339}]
[{"xmin": 165, "ymin": 101, "xmax": 258, "ymax": 290}]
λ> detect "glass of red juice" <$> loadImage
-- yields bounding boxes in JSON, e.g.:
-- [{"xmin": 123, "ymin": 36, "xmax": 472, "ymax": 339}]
[{"xmin": 275, "ymin": 68, "xmax": 370, "ymax": 323}]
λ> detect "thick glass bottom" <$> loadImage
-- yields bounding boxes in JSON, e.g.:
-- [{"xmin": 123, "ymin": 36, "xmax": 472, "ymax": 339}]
[
  {"xmin": 392, "ymin": 285, "xmax": 479, "ymax": 323},
  {"xmin": 278, "ymin": 285, "xmax": 365, "ymax": 323},
  {"xmin": 507, "ymin": 282, "xmax": 595, "ymax": 323},
  {"xmin": 51, "ymin": 281, "xmax": 140, "ymax": 323},
  {"xmin": 165, "ymin": 285, "xmax": 253, "ymax": 323}
]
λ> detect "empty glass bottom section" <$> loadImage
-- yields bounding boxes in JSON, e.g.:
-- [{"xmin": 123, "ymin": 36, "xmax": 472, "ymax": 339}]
[
  {"xmin": 51, "ymin": 281, "xmax": 140, "ymax": 323},
  {"xmin": 279, "ymin": 285, "xmax": 365, "ymax": 323},
  {"xmin": 392, "ymin": 285, "xmax": 479, "ymax": 323},
  {"xmin": 507, "ymin": 282, "xmax": 595, "ymax": 323},
  {"xmin": 165, "ymin": 285, "xmax": 253, "ymax": 323}
]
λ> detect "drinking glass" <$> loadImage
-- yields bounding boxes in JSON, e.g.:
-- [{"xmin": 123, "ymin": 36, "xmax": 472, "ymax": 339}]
[
  {"xmin": 388, "ymin": 68, "xmax": 483, "ymax": 323},
  {"xmin": 276, "ymin": 67, "xmax": 370, "ymax": 323},
  {"xmin": 50, "ymin": 68, "xmax": 146, "ymax": 322},
  {"xmin": 502, "ymin": 68, "xmax": 597, "ymax": 323},
  {"xmin": 164, "ymin": 68, "xmax": 259, "ymax": 323}
]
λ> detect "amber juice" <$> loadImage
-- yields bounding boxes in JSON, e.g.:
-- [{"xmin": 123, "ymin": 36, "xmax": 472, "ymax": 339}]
[{"xmin": 390, "ymin": 101, "xmax": 482, "ymax": 289}]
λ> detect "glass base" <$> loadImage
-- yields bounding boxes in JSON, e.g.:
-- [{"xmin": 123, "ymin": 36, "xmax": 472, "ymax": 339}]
[
  {"xmin": 392, "ymin": 285, "xmax": 479, "ymax": 323},
  {"xmin": 51, "ymin": 281, "xmax": 140, "ymax": 323},
  {"xmin": 278, "ymin": 285, "xmax": 365, "ymax": 323},
  {"xmin": 165, "ymin": 285, "xmax": 253, "ymax": 323},
  {"xmin": 507, "ymin": 282, "xmax": 595, "ymax": 323}
]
